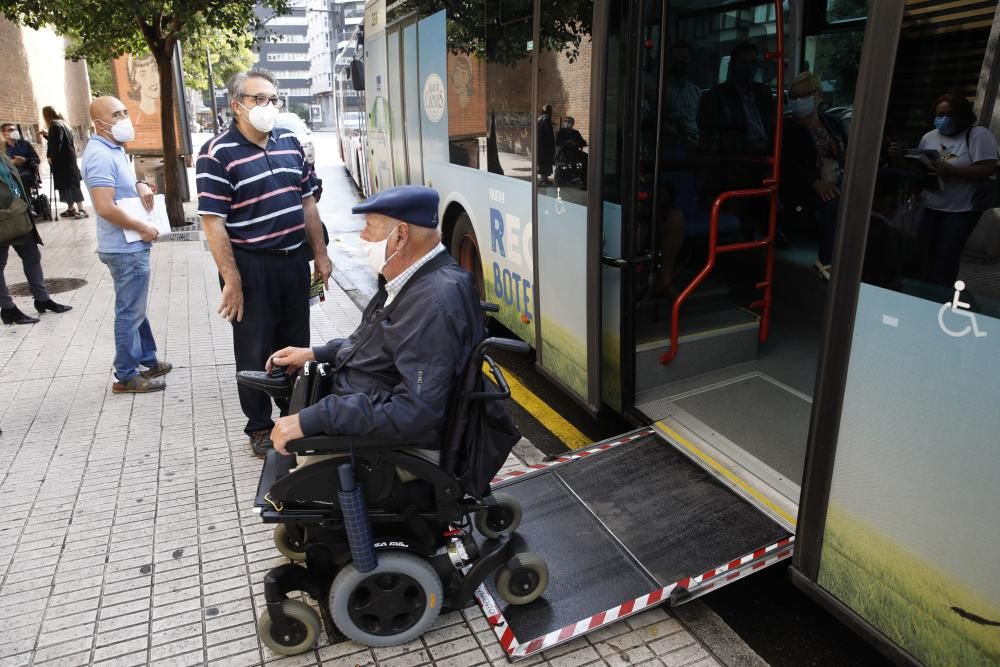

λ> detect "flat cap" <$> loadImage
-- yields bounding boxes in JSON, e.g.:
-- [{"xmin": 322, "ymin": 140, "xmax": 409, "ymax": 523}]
[{"xmin": 351, "ymin": 185, "xmax": 440, "ymax": 228}]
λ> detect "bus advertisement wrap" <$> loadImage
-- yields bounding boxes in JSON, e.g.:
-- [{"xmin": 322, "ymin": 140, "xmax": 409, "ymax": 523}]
[
  {"xmin": 820, "ymin": 284, "xmax": 1000, "ymax": 665},
  {"xmin": 538, "ymin": 194, "xmax": 589, "ymax": 398}
]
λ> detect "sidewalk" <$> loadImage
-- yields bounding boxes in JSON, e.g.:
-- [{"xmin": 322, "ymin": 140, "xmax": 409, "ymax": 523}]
[{"xmin": 0, "ymin": 210, "xmax": 722, "ymax": 667}]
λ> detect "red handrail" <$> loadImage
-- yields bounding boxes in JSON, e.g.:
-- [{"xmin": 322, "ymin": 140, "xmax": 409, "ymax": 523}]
[{"xmin": 660, "ymin": 0, "xmax": 785, "ymax": 365}]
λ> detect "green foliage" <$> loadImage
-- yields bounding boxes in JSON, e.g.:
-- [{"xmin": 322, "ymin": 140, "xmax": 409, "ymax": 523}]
[
  {"xmin": 290, "ymin": 103, "xmax": 310, "ymax": 123},
  {"xmin": 826, "ymin": 0, "xmax": 868, "ymax": 22},
  {"xmin": 86, "ymin": 59, "xmax": 114, "ymax": 97},
  {"xmin": 0, "ymin": 0, "xmax": 291, "ymax": 65},
  {"xmin": 819, "ymin": 506, "xmax": 1000, "ymax": 666},
  {"xmin": 182, "ymin": 28, "xmax": 257, "ymax": 92},
  {"xmin": 387, "ymin": 0, "xmax": 594, "ymax": 66}
]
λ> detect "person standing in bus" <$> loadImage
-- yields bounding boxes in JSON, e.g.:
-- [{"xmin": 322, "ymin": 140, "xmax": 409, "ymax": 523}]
[
  {"xmin": 536, "ymin": 104, "xmax": 555, "ymax": 186},
  {"xmin": 663, "ymin": 42, "xmax": 702, "ymax": 144},
  {"xmin": 697, "ymin": 42, "xmax": 775, "ymax": 239},
  {"xmin": 780, "ymin": 72, "xmax": 848, "ymax": 281},
  {"xmin": 917, "ymin": 93, "xmax": 998, "ymax": 287}
]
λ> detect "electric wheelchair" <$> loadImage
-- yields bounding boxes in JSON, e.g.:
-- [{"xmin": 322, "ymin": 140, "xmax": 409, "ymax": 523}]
[{"xmin": 237, "ymin": 306, "xmax": 548, "ymax": 655}]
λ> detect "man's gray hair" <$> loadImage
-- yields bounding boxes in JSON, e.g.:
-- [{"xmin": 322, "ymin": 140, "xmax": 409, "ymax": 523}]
[{"xmin": 227, "ymin": 68, "xmax": 278, "ymax": 101}]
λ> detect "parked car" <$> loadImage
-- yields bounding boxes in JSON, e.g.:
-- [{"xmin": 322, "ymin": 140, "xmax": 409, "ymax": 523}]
[{"xmin": 274, "ymin": 112, "xmax": 315, "ymax": 164}]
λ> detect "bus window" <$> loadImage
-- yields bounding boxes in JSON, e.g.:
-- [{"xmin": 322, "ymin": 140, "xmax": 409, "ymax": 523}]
[
  {"xmin": 481, "ymin": 0, "xmax": 534, "ymax": 179},
  {"xmin": 814, "ymin": 3, "xmax": 1000, "ymax": 664}
]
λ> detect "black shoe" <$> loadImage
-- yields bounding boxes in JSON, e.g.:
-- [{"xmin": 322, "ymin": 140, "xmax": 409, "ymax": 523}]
[
  {"xmin": 34, "ymin": 299, "xmax": 72, "ymax": 314},
  {"xmin": 250, "ymin": 430, "xmax": 274, "ymax": 459},
  {"xmin": 1, "ymin": 307, "xmax": 39, "ymax": 325}
]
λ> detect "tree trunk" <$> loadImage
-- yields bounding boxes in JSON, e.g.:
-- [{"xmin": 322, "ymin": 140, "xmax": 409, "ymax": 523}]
[{"xmin": 155, "ymin": 50, "xmax": 186, "ymax": 229}]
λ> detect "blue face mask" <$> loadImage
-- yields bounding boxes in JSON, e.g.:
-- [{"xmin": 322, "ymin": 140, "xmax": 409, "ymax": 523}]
[
  {"xmin": 934, "ymin": 115, "xmax": 956, "ymax": 135},
  {"xmin": 788, "ymin": 96, "xmax": 817, "ymax": 118}
]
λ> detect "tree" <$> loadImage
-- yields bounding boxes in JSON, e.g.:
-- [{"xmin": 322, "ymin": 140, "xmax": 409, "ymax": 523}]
[
  {"xmin": 182, "ymin": 28, "xmax": 257, "ymax": 92},
  {"xmin": 87, "ymin": 59, "xmax": 114, "ymax": 97},
  {"xmin": 290, "ymin": 102, "xmax": 310, "ymax": 123},
  {"xmin": 0, "ymin": 1, "xmax": 290, "ymax": 228},
  {"xmin": 387, "ymin": 0, "xmax": 593, "ymax": 66}
]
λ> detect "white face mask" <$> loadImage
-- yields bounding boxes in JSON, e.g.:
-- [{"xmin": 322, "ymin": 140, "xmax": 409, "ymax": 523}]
[
  {"xmin": 8, "ymin": 130, "xmax": 21, "ymax": 141},
  {"xmin": 360, "ymin": 225, "xmax": 401, "ymax": 276},
  {"xmin": 100, "ymin": 117, "xmax": 135, "ymax": 143},
  {"xmin": 239, "ymin": 102, "xmax": 279, "ymax": 133}
]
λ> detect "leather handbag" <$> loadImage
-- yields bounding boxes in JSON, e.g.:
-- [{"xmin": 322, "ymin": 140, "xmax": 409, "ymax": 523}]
[{"xmin": 0, "ymin": 197, "xmax": 33, "ymax": 244}]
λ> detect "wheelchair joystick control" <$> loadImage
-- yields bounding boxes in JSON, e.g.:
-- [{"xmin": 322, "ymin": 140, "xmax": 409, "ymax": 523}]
[
  {"xmin": 268, "ymin": 358, "xmax": 287, "ymax": 379},
  {"xmin": 338, "ymin": 464, "xmax": 378, "ymax": 573}
]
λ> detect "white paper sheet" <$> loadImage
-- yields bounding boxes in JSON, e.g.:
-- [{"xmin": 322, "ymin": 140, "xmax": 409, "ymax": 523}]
[{"xmin": 118, "ymin": 194, "xmax": 171, "ymax": 243}]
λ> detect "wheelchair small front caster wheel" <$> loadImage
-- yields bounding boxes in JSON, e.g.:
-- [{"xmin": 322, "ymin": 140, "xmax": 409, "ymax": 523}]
[
  {"xmin": 273, "ymin": 524, "xmax": 306, "ymax": 561},
  {"xmin": 257, "ymin": 599, "xmax": 321, "ymax": 656},
  {"xmin": 474, "ymin": 492, "xmax": 523, "ymax": 539},
  {"xmin": 330, "ymin": 552, "xmax": 443, "ymax": 647},
  {"xmin": 495, "ymin": 552, "xmax": 549, "ymax": 605}
]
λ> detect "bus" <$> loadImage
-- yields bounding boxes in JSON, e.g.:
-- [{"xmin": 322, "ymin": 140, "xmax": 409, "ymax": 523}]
[{"xmin": 334, "ymin": 1, "xmax": 1000, "ymax": 663}]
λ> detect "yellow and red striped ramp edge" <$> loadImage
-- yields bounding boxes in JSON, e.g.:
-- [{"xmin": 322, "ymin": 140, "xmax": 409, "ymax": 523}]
[{"xmin": 480, "ymin": 428, "xmax": 795, "ymax": 660}]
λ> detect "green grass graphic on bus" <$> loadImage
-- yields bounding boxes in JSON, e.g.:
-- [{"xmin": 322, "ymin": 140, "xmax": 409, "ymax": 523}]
[{"xmin": 820, "ymin": 507, "xmax": 1000, "ymax": 666}]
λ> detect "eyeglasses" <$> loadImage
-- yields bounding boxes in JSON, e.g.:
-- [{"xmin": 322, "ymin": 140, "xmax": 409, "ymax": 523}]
[{"xmin": 241, "ymin": 95, "xmax": 285, "ymax": 108}]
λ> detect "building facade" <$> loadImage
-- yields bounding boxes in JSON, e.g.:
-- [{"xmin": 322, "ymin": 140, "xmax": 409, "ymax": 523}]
[
  {"xmin": 307, "ymin": 0, "xmax": 364, "ymax": 126},
  {"xmin": 0, "ymin": 15, "xmax": 92, "ymax": 159},
  {"xmin": 214, "ymin": 0, "xmax": 312, "ymax": 119}
]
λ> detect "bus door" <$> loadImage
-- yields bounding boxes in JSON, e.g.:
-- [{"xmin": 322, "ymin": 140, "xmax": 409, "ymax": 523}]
[
  {"xmin": 793, "ymin": 2, "xmax": 1000, "ymax": 664},
  {"xmin": 532, "ymin": 0, "xmax": 603, "ymax": 410},
  {"xmin": 602, "ymin": 0, "xmax": 809, "ymax": 530}
]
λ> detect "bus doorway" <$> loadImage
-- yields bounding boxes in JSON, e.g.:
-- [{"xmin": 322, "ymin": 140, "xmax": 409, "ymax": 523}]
[{"xmin": 600, "ymin": 0, "xmax": 812, "ymax": 529}]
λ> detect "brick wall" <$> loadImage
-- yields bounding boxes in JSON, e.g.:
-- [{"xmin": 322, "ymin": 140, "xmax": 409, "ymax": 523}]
[
  {"xmin": 446, "ymin": 38, "xmax": 595, "ymax": 159},
  {"xmin": 0, "ymin": 15, "xmax": 92, "ymax": 159}
]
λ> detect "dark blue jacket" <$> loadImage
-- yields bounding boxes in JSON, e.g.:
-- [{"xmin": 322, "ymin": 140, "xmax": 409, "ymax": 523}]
[
  {"xmin": 297, "ymin": 251, "xmax": 484, "ymax": 444},
  {"xmin": 4, "ymin": 138, "xmax": 40, "ymax": 185}
]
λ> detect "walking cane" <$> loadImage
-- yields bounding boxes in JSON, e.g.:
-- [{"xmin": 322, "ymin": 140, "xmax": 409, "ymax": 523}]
[{"xmin": 49, "ymin": 172, "xmax": 56, "ymax": 221}]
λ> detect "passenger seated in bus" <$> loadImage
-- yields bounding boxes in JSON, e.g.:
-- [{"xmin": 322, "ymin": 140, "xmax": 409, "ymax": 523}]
[
  {"xmin": 265, "ymin": 186, "xmax": 484, "ymax": 473},
  {"xmin": 697, "ymin": 41, "xmax": 775, "ymax": 240},
  {"xmin": 780, "ymin": 72, "xmax": 848, "ymax": 281}
]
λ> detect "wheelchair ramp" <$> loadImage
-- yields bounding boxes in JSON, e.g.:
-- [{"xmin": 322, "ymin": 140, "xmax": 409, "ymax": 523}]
[{"xmin": 475, "ymin": 428, "xmax": 793, "ymax": 660}]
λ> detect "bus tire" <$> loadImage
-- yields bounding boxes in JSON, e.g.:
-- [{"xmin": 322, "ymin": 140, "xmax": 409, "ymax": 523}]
[{"xmin": 450, "ymin": 212, "xmax": 485, "ymax": 299}]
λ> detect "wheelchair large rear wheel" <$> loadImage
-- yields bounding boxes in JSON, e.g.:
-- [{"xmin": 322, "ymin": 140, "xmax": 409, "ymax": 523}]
[
  {"xmin": 257, "ymin": 599, "xmax": 321, "ymax": 656},
  {"xmin": 474, "ymin": 492, "xmax": 523, "ymax": 539},
  {"xmin": 329, "ymin": 551, "xmax": 443, "ymax": 647}
]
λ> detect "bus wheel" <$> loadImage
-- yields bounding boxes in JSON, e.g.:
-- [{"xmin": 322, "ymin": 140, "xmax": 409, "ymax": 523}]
[{"xmin": 451, "ymin": 213, "xmax": 485, "ymax": 299}]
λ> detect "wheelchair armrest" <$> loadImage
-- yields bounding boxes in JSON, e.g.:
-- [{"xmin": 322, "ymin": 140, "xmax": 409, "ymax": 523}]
[
  {"xmin": 286, "ymin": 432, "xmax": 440, "ymax": 454},
  {"xmin": 255, "ymin": 449, "xmax": 296, "ymax": 507}
]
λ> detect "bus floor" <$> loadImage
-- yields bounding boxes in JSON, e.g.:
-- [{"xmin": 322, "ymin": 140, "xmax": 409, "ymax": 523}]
[{"xmin": 635, "ymin": 310, "xmax": 821, "ymax": 514}]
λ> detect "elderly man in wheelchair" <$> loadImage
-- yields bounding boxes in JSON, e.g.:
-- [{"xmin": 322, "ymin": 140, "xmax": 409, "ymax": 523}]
[{"xmin": 236, "ymin": 185, "xmax": 548, "ymax": 655}]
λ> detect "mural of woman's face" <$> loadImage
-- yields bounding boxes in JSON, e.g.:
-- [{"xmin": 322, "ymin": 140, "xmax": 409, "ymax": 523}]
[{"xmin": 129, "ymin": 56, "xmax": 160, "ymax": 115}]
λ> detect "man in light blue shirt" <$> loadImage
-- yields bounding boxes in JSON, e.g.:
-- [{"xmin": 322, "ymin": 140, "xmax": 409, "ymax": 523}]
[{"xmin": 82, "ymin": 96, "xmax": 172, "ymax": 393}]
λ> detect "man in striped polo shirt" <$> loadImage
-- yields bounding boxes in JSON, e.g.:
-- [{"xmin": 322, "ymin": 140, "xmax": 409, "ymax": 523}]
[{"xmin": 197, "ymin": 68, "xmax": 333, "ymax": 458}]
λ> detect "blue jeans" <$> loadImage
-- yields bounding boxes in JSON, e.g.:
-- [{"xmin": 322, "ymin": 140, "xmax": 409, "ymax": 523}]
[{"xmin": 98, "ymin": 250, "xmax": 158, "ymax": 382}]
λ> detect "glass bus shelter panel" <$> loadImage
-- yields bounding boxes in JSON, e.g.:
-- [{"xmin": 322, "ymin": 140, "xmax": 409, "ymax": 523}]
[
  {"xmin": 813, "ymin": 3, "xmax": 1000, "ymax": 664},
  {"xmin": 535, "ymin": 0, "xmax": 597, "ymax": 402}
]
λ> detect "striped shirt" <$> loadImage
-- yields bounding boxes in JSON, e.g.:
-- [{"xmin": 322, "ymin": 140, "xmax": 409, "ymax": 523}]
[{"xmin": 196, "ymin": 124, "xmax": 317, "ymax": 251}]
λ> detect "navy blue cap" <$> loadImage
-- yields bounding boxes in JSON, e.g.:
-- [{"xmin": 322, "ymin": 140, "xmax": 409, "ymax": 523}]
[{"xmin": 351, "ymin": 185, "xmax": 440, "ymax": 228}]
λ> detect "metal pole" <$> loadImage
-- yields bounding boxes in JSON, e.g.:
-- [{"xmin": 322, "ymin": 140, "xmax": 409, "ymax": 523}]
[{"xmin": 206, "ymin": 46, "xmax": 221, "ymax": 133}]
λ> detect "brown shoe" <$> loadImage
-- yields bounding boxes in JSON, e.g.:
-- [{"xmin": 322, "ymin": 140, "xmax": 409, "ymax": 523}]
[
  {"xmin": 140, "ymin": 361, "xmax": 173, "ymax": 379},
  {"xmin": 112, "ymin": 375, "xmax": 166, "ymax": 394},
  {"xmin": 249, "ymin": 430, "xmax": 274, "ymax": 459}
]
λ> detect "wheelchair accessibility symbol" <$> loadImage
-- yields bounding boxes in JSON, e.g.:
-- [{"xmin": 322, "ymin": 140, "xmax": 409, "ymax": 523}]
[{"xmin": 938, "ymin": 281, "xmax": 987, "ymax": 338}]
